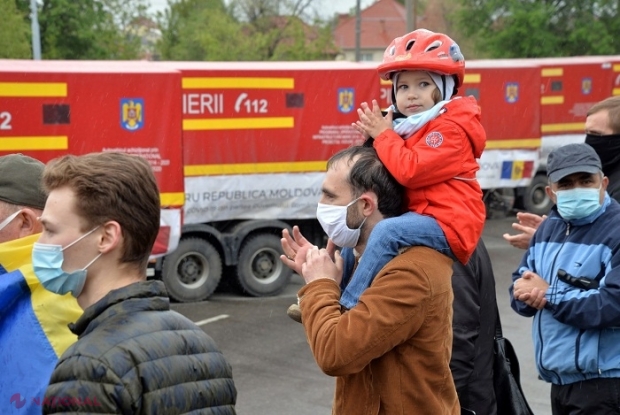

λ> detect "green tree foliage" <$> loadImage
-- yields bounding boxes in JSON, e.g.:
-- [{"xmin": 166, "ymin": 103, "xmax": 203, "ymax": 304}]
[
  {"xmin": 230, "ymin": 0, "xmax": 335, "ymax": 60},
  {"xmin": 456, "ymin": 0, "xmax": 619, "ymax": 58},
  {"xmin": 1, "ymin": 0, "xmax": 31, "ymax": 58},
  {"xmin": 158, "ymin": 0, "xmax": 245, "ymax": 60},
  {"xmin": 38, "ymin": 0, "xmax": 148, "ymax": 59},
  {"xmin": 157, "ymin": 0, "xmax": 336, "ymax": 61}
]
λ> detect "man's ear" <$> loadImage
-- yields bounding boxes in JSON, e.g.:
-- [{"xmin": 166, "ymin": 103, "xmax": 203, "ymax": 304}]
[
  {"xmin": 545, "ymin": 185, "xmax": 556, "ymax": 205},
  {"xmin": 18, "ymin": 208, "xmax": 42, "ymax": 238},
  {"xmin": 98, "ymin": 221, "xmax": 122, "ymax": 254},
  {"xmin": 602, "ymin": 175, "xmax": 609, "ymax": 192},
  {"xmin": 360, "ymin": 193, "xmax": 378, "ymax": 215}
]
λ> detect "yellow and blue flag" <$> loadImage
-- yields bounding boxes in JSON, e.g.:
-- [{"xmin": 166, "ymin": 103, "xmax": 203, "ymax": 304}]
[{"xmin": 0, "ymin": 234, "xmax": 82, "ymax": 414}]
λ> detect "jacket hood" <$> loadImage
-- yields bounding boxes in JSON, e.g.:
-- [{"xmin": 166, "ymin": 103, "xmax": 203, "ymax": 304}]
[{"xmin": 443, "ymin": 96, "xmax": 486, "ymax": 158}]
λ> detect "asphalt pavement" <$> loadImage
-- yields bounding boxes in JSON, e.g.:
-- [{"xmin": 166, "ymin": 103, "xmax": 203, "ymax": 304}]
[{"xmin": 171, "ymin": 214, "xmax": 552, "ymax": 415}]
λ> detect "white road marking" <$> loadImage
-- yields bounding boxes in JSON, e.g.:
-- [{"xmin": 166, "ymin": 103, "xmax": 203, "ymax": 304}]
[{"xmin": 195, "ymin": 314, "xmax": 230, "ymax": 326}]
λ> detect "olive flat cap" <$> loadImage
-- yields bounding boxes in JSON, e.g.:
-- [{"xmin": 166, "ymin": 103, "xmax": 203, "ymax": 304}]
[
  {"xmin": 547, "ymin": 143, "xmax": 602, "ymax": 183},
  {"xmin": 0, "ymin": 154, "xmax": 47, "ymax": 209}
]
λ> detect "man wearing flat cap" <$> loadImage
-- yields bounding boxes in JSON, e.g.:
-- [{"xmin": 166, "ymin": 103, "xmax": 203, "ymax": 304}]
[
  {"xmin": 0, "ymin": 153, "xmax": 48, "ymax": 243},
  {"xmin": 0, "ymin": 154, "xmax": 81, "ymax": 414},
  {"xmin": 509, "ymin": 143, "xmax": 620, "ymax": 413}
]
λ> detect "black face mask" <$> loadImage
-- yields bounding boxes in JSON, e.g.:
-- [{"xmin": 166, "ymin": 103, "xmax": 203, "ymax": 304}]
[{"xmin": 585, "ymin": 134, "xmax": 620, "ymax": 174}]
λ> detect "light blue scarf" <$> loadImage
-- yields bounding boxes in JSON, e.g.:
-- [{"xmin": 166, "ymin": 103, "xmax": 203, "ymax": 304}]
[{"xmin": 391, "ymin": 100, "xmax": 448, "ymax": 139}]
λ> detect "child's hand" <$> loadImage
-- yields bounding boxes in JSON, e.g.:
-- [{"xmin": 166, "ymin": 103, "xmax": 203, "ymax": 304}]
[
  {"xmin": 351, "ymin": 122, "xmax": 370, "ymax": 140},
  {"xmin": 354, "ymin": 99, "xmax": 392, "ymax": 139}
]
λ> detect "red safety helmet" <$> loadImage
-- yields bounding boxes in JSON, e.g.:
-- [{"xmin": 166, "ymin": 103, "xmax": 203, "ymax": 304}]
[{"xmin": 377, "ymin": 29, "xmax": 465, "ymax": 87}]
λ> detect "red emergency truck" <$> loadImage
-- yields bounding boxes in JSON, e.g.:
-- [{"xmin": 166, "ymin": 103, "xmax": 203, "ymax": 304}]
[
  {"xmin": 156, "ymin": 61, "xmax": 379, "ymax": 301},
  {"xmin": 459, "ymin": 59, "xmax": 541, "ymax": 214},
  {"xmin": 151, "ymin": 60, "xmax": 548, "ymax": 302},
  {"xmin": 0, "ymin": 60, "xmax": 185, "ymax": 259},
  {"xmin": 8, "ymin": 57, "xmax": 615, "ymax": 303},
  {"xmin": 518, "ymin": 56, "xmax": 620, "ymax": 214}
]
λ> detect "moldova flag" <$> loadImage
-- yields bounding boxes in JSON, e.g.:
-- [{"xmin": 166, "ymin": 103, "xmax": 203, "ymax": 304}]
[
  {"xmin": 501, "ymin": 160, "xmax": 535, "ymax": 180},
  {"xmin": 0, "ymin": 234, "xmax": 82, "ymax": 414}
]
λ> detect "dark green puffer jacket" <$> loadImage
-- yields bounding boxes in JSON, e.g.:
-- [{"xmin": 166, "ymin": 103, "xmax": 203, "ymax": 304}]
[{"xmin": 43, "ymin": 280, "xmax": 237, "ymax": 415}]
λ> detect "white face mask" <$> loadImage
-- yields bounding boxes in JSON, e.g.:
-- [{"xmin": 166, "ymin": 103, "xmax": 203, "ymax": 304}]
[
  {"xmin": 316, "ymin": 197, "xmax": 366, "ymax": 248},
  {"xmin": 0, "ymin": 209, "xmax": 22, "ymax": 232}
]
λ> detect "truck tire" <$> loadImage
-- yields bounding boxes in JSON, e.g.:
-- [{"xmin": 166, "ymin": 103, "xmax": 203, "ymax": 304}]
[
  {"xmin": 161, "ymin": 237, "xmax": 222, "ymax": 303},
  {"xmin": 236, "ymin": 234, "xmax": 292, "ymax": 297},
  {"xmin": 522, "ymin": 174, "xmax": 553, "ymax": 216}
]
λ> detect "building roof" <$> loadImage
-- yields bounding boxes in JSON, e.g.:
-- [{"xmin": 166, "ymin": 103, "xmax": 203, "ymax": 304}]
[
  {"xmin": 332, "ymin": 0, "xmax": 461, "ymax": 54},
  {"xmin": 333, "ymin": 0, "xmax": 407, "ymax": 51}
]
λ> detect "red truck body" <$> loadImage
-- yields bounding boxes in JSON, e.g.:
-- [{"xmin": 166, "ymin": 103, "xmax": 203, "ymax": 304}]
[
  {"xmin": 507, "ymin": 56, "xmax": 620, "ymax": 214},
  {"xmin": 2, "ymin": 56, "xmax": 619, "ymax": 302},
  {"xmin": 0, "ymin": 60, "xmax": 184, "ymax": 256}
]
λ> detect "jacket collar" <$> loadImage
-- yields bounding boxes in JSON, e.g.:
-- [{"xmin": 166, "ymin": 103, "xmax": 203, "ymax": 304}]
[{"xmin": 69, "ymin": 280, "xmax": 169, "ymax": 337}]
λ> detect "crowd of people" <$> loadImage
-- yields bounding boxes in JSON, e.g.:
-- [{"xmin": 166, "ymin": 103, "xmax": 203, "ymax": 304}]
[
  {"xmin": 1, "ymin": 28, "xmax": 619, "ymax": 415},
  {"xmin": 282, "ymin": 32, "xmax": 620, "ymax": 415}
]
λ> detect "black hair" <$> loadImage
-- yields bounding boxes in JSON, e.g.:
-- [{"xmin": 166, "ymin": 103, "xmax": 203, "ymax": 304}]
[{"xmin": 327, "ymin": 146, "xmax": 404, "ymax": 218}]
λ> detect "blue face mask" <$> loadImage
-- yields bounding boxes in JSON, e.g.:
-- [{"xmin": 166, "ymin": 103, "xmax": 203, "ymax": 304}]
[
  {"xmin": 553, "ymin": 187, "xmax": 602, "ymax": 221},
  {"xmin": 32, "ymin": 227, "xmax": 102, "ymax": 297}
]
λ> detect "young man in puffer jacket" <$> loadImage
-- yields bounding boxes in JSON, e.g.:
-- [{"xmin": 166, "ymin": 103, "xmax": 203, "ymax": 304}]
[{"xmin": 38, "ymin": 152, "xmax": 236, "ymax": 415}]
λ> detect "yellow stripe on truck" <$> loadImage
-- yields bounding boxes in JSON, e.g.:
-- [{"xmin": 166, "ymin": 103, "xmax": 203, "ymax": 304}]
[
  {"xmin": 0, "ymin": 136, "xmax": 68, "ymax": 150},
  {"xmin": 541, "ymin": 96, "xmax": 564, "ymax": 105},
  {"xmin": 185, "ymin": 161, "xmax": 327, "ymax": 176},
  {"xmin": 182, "ymin": 77, "xmax": 294, "ymax": 89},
  {"xmin": 183, "ymin": 117, "xmax": 294, "ymax": 131},
  {"xmin": 541, "ymin": 122, "xmax": 585, "ymax": 133},
  {"xmin": 541, "ymin": 68, "xmax": 563, "ymax": 77},
  {"xmin": 485, "ymin": 138, "xmax": 541, "ymax": 149},
  {"xmin": 160, "ymin": 192, "xmax": 185, "ymax": 207},
  {"xmin": 0, "ymin": 82, "xmax": 67, "ymax": 97},
  {"xmin": 463, "ymin": 73, "xmax": 481, "ymax": 84}
]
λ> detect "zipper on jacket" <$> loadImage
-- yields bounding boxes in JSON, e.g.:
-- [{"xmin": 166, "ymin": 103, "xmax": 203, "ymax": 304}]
[
  {"xmin": 574, "ymin": 330, "xmax": 585, "ymax": 373},
  {"xmin": 536, "ymin": 219, "xmax": 570, "ymax": 384}
]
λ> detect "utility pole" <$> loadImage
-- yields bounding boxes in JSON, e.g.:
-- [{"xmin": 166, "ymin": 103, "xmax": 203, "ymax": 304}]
[
  {"xmin": 406, "ymin": 0, "xmax": 416, "ymax": 32},
  {"xmin": 355, "ymin": 0, "xmax": 361, "ymax": 62},
  {"xmin": 30, "ymin": 0, "xmax": 41, "ymax": 60}
]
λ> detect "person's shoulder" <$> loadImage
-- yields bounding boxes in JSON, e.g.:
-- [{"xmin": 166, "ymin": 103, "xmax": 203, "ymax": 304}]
[
  {"xmin": 598, "ymin": 200, "xmax": 620, "ymax": 234},
  {"xmin": 390, "ymin": 246, "xmax": 453, "ymax": 277},
  {"xmin": 447, "ymin": 95, "xmax": 479, "ymax": 106},
  {"xmin": 432, "ymin": 100, "xmax": 479, "ymax": 128},
  {"xmin": 63, "ymin": 309, "xmax": 226, "ymax": 373},
  {"xmin": 606, "ymin": 197, "xmax": 620, "ymax": 213}
]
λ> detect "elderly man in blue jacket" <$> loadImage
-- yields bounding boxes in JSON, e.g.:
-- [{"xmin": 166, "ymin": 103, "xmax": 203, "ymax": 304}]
[{"xmin": 510, "ymin": 142, "xmax": 620, "ymax": 413}]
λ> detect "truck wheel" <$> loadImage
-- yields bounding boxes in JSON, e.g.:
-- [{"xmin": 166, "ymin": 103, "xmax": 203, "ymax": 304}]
[
  {"xmin": 161, "ymin": 237, "xmax": 222, "ymax": 302},
  {"xmin": 236, "ymin": 234, "xmax": 292, "ymax": 297},
  {"xmin": 522, "ymin": 174, "xmax": 553, "ymax": 216}
]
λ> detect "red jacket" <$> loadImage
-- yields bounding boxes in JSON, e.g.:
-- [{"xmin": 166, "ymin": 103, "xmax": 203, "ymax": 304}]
[{"xmin": 373, "ymin": 96, "xmax": 486, "ymax": 264}]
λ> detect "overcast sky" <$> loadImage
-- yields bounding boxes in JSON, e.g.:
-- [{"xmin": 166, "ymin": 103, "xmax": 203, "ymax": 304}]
[{"xmin": 148, "ymin": 0, "xmax": 377, "ymax": 19}]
